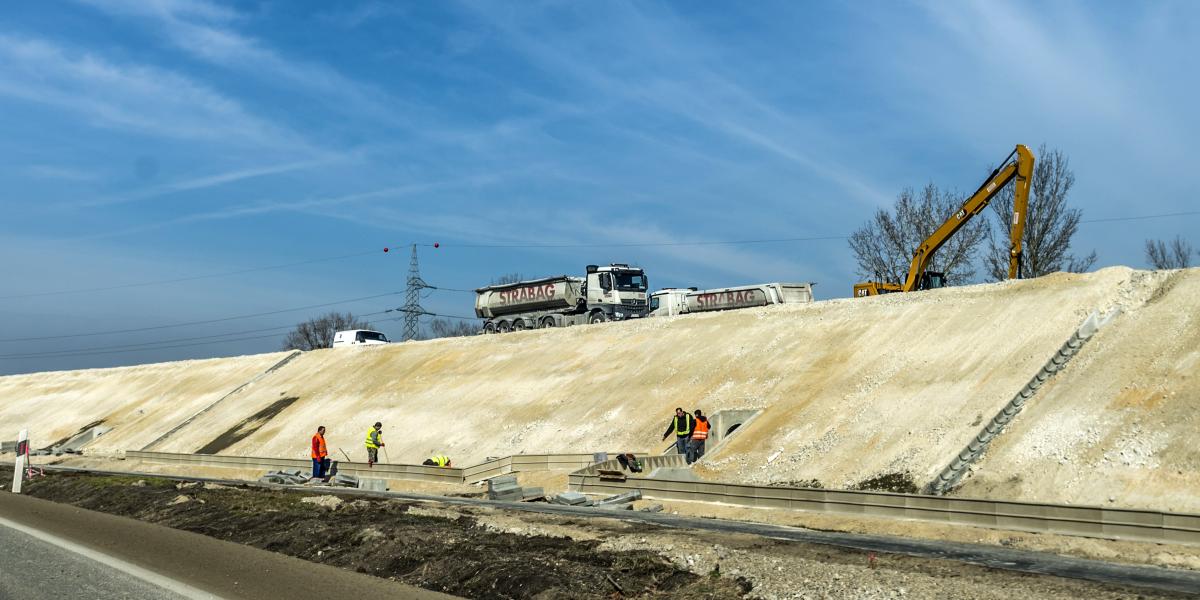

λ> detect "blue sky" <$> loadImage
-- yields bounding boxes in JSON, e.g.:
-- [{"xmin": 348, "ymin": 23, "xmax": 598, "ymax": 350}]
[{"xmin": 1, "ymin": 0, "xmax": 1197, "ymax": 374}]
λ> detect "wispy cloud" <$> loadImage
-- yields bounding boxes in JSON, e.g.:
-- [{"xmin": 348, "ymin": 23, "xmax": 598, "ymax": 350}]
[
  {"xmin": 72, "ymin": 157, "xmax": 340, "ymax": 209},
  {"xmin": 467, "ymin": 3, "xmax": 893, "ymax": 207},
  {"xmin": 76, "ymin": 0, "xmax": 421, "ymax": 130},
  {"xmin": 0, "ymin": 35, "xmax": 300, "ymax": 148},
  {"xmin": 23, "ymin": 164, "xmax": 103, "ymax": 182}
]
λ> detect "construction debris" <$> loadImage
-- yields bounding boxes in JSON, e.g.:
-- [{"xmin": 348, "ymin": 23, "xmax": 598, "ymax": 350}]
[
  {"xmin": 257, "ymin": 469, "xmax": 359, "ymax": 488},
  {"xmin": 487, "ymin": 475, "xmax": 524, "ymax": 501},
  {"xmin": 549, "ymin": 491, "xmax": 590, "ymax": 506}
]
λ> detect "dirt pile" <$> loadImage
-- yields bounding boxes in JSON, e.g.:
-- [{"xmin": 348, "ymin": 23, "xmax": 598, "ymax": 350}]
[{"xmin": 2, "ymin": 267, "xmax": 1197, "ymax": 511}]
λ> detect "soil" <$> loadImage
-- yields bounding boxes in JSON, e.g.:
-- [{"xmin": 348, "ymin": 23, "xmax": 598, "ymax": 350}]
[
  {"xmin": 6, "ymin": 467, "xmax": 1194, "ymax": 600},
  {"xmin": 10, "ymin": 468, "xmax": 749, "ymax": 599},
  {"xmin": 195, "ymin": 395, "xmax": 300, "ymax": 454}
]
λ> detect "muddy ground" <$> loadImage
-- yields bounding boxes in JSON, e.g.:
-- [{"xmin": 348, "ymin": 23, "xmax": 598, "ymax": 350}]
[
  {"xmin": 4, "ymin": 468, "xmax": 1195, "ymax": 599},
  {"xmin": 7, "ymin": 468, "xmax": 747, "ymax": 599}
]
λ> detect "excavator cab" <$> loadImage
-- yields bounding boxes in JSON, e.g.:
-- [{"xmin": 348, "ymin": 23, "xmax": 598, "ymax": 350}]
[{"xmin": 918, "ymin": 272, "xmax": 945, "ymax": 291}]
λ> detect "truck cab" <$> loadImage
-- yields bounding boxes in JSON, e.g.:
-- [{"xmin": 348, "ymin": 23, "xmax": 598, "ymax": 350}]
[
  {"xmin": 584, "ymin": 264, "xmax": 649, "ymax": 322},
  {"xmin": 332, "ymin": 329, "xmax": 390, "ymax": 347},
  {"xmin": 649, "ymin": 288, "xmax": 695, "ymax": 317}
]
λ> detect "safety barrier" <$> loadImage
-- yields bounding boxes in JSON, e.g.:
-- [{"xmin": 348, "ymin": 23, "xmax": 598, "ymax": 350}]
[
  {"xmin": 567, "ymin": 470, "xmax": 1200, "ymax": 547},
  {"xmin": 928, "ymin": 309, "xmax": 1121, "ymax": 495}
]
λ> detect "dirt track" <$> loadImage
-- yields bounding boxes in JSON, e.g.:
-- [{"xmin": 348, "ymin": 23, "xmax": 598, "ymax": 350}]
[{"xmin": 6, "ymin": 468, "xmax": 1196, "ymax": 600}]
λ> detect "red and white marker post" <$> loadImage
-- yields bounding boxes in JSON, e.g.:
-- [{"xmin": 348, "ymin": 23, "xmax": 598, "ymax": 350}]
[{"xmin": 11, "ymin": 429, "xmax": 28, "ymax": 493}]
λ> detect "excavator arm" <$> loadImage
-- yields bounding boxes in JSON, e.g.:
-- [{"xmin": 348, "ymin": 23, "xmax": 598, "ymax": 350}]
[{"xmin": 853, "ymin": 144, "xmax": 1034, "ymax": 297}]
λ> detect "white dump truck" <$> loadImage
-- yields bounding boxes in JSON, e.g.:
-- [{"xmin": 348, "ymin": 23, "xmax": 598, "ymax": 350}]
[
  {"xmin": 476, "ymin": 264, "xmax": 649, "ymax": 333},
  {"xmin": 649, "ymin": 282, "xmax": 814, "ymax": 317}
]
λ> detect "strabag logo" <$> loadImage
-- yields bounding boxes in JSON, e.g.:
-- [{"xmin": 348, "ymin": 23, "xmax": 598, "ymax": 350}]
[
  {"xmin": 498, "ymin": 284, "xmax": 557, "ymax": 304},
  {"xmin": 693, "ymin": 289, "xmax": 766, "ymax": 309}
]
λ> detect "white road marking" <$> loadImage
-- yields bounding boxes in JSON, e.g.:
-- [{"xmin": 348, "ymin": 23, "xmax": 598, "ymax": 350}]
[{"xmin": 0, "ymin": 515, "xmax": 219, "ymax": 599}]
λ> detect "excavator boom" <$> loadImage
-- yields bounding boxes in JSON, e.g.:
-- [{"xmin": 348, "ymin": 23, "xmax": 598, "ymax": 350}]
[{"xmin": 853, "ymin": 144, "xmax": 1034, "ymax": 297}]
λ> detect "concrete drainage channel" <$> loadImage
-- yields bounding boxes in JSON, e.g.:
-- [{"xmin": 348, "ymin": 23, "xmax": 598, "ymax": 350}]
[
  {"xmin": 117, "ymin": 449, "xmax": 1200, "ymax": 547},
  {"xmin": 29, "ymin": 463, "xmax": 1200, "ymax": 596}
]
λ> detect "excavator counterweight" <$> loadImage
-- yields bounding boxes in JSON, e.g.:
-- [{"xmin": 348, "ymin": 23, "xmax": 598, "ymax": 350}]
[{"xmin": 853, "ymin": 145, "xmax": 1034, "ymax": 297}]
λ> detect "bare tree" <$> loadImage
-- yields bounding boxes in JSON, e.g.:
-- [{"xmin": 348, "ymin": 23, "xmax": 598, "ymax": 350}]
[
  {"xmin": 282, "ymin": 311, "xmax": 371, "ymax": 351},
  {"xmin": 1145, "ymin": 236, "xmax": 1194, "ymax": 269},
  {"xmin": 426, "ymin": 318, "xmax": 479, "ymax": 338},
  {"xmin": 491, "ymin": 273, "xmax": 524, "ymax": 285},
  {"xmin": 848, "ymin": 183, "xmax": 985, "ymax": 286},
  {"xmin": 982, "ymin": 145, "xmax": 1097, "ymax": 280}
]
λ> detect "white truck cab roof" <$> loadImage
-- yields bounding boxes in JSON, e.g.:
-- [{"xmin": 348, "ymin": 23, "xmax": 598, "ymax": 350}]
[{"xmin": 332, "ymin": 329, "xmax": 389, "ymax": 347}]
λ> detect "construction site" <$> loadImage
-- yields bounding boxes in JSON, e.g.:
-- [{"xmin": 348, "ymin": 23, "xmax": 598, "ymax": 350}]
[{"xmin": 3, "ymin": 264, "xmax": 1199, "ymax": 599}]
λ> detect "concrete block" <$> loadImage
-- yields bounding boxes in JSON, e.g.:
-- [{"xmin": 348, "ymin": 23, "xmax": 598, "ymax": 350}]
[
  {"xmin": 356, "ymin": 478, "xmax": 387, "ymax": 492},
  {"xmin": 487, "ymin": 476, "xmax": 518, "ymax": 492},
  {"xmin": 520, "ymin": 487, "xmax": 545, "ymax": 500},
  {"xmin": 596, "ymin": 490, "xmax": 642, "ymax": 506},
  {"xmin": 550, "ymin": 492, "xmax": 589, "ymax": 505}
]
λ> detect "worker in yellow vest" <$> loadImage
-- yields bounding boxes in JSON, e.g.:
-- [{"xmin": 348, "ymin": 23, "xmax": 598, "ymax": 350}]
[
  {"xmin": 661, "ymin": 407, "xmax": 696, "ymax": 456},
  {"xmin": 687, "ymin": 409, "xmax": 710, "ymax": 465},
  {"xmin": 423, "ymin": 454, "xmax": 452, "ymax": 467},
  {"xmin": 365, "ymin": 422, "xmax": 384, "ymax": 467}
]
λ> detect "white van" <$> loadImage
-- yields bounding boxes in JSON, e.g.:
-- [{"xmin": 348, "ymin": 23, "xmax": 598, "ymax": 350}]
[{"xmin": 332, "ymin": 329, "xmax": 390, "ymax": 347}]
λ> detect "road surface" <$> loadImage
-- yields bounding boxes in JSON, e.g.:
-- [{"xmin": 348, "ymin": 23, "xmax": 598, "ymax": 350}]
[{"xmin": 0, "ymin": 491, "xmax": 456, "ymax": 599}]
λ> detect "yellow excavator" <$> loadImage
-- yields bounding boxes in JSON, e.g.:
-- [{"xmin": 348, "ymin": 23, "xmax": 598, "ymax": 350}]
[{"xmin": 853, "ymin": 144, "xmax": 1035, "ymax": 297}]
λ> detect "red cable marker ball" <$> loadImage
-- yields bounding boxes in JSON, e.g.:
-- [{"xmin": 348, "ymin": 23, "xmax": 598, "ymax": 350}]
[
  {"xmin": 433, "ymin": 242, "xmax": 440, "ymax": 248},
  {"xmin": 383, "ymin": 247, "xmax": 389, "ymax": 253}
]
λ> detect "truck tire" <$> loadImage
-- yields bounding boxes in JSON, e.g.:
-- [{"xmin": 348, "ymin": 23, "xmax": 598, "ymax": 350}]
[
  {"xmin": 498, "ymin": 321, "xmax": 512, "ymax": 333},
  {"xmin": 513, "ymin": 319, "xmax": 527, "ymax": 331},
  {"xmin": 539, "ymin": 317, "xmax": 556, "ymax": 329},
  {"xmin": 483, "ymin": 323, "xmax": 496, "ymax": 334},
  {"xmin": 588, "ymin": 312, "xmax": 607, "ymax": 325}
]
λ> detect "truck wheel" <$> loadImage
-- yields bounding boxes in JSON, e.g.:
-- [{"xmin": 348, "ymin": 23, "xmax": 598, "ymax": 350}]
[
  {"xmin": 539, "ymin": 317, "xmax": 555, "ymax": 329},
  {"xmin": 498, "ymin": 321, "xmax": 512, "ymax": 333},
  {"xmin": 483, "ymin": 323, "xmax": 496, "ymax": 334},
  {"xmin": 588, "ymin": 312, "xmax": 607, "ymax": 324},
  {"xmin": 513, "ymin": 319, "xmax": 527, "ymax": 331}
]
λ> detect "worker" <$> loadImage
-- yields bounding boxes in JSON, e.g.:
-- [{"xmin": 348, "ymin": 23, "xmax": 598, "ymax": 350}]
[
  {"xmin": 422, "ymin": 454, "xmax": 452, "ymax": 467},
  {"xmin": 365, "ymin": 422, "xmax": 385, "ymax": 467},
  {"xmin": 687, "ymin": 410, "xmax": 710, "ymax": 464},
  {"xmin": 661, "ymin": 407, "xmax": 696, "ymax": 456},
  {"xmin": 311, "ymin": 426, "xmax": 328, "ymax": 479}
]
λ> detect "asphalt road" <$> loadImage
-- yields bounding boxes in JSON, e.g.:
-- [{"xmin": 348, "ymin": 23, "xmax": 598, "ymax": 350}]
[{"xmin": 0, "ymin": 491, "xmax": 457, "ymax": 600}]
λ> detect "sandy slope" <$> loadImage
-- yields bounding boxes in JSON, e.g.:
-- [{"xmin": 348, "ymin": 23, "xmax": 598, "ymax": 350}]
[{"xmin": 1, "ymin": 266, "xmax": 1195, "ymax": 512}]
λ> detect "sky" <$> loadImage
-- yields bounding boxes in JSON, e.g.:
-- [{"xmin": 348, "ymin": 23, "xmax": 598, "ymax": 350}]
[{"xmin": 1, "ymin": 0, "xmax": 1197, "ymax": 375}]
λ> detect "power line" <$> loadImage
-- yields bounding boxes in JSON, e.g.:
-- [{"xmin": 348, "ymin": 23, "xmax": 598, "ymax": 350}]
[
  {"xmin": 0, "ymin": 331, "xmax": 291, "ymax": 360},
  {"xmin": 1080, "ymin": 210, "xmax": 1200, "ymax": 224},
  {"xmin": 0, "ymin": 249, "xmax": 385, "ymax": 301},
  {"xmin": 0, "ymin": 292, "xmax": 401, "ymax": 343},
  {"xmin": 438, "ymin": 235, "xmax": 850, "ymax": 249},
  {"xmin": 0, "ymin": 308, "xmax": 399, "ymax": 359}
]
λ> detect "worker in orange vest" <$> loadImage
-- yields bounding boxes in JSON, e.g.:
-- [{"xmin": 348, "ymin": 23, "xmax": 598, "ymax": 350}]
[
  {"xmin": 311, "ymin": 426, "xmax": 329, "ymax": 479},
  {"xmin": 686, "ymin": 410, "xmax": 710, "ymax": 465}
]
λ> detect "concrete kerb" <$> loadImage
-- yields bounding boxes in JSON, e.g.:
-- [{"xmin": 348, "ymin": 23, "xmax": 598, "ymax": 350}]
[{"xmin": 565, "ymin": 471, "xmax": 1200, "ymax": 547}]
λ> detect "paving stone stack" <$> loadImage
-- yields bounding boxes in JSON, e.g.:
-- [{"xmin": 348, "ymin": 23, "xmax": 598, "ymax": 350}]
[
  {"xmin": 487, "ymin": 475, "xmax": 524, "ymax": 501},
  {"xmin": 257, "ymin": 469, "xmax": 359, "ymax": 487}
]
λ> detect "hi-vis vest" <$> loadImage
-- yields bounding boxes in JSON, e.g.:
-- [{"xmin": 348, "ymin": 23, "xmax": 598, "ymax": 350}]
[
  {"xmin": 365, "ymin": 428, "xmax": 382, "ymax": 449},
  {"xmin": 691, "ymin": 419, "xmax": 710, "ymax": 441},
  {"xmin": 674, "ymin": 415, "xmax": 693, "ymax": 436},
  {"xmin": 429, "ymin": 455, "xmax": 450, "ymax": 467}
]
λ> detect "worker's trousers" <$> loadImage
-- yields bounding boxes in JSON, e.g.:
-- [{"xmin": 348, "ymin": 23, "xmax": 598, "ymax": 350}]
[
  {"xmin": 674, "ymin": 436, "xmax": 689, "ymax": 456},
  {"xmin": 312, "ymin": 458, "xmax": 325, "ymax": 479},
  {"xmin": 686, "ymin": 439, "xmax": 705, "ymax": 464}
]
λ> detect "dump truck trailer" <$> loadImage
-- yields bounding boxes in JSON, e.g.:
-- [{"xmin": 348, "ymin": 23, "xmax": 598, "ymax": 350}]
[
  {"xmin": 649, "ymin": 282, "xmax": 814, "ymax": 317},
  {"xmin": 476, "ymin": 264, "xmax": 649, "ymax": 333}
]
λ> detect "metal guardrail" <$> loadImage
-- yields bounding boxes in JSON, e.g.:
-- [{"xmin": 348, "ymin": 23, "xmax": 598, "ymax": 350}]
[
  {"xmin": 123, "ymin": 450, "xmax": 1200, "ymax": 546},
  {"xmin": 567, "ymin": 472, "xmax": 1200, "ymax": 547}
]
